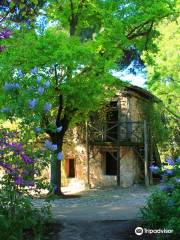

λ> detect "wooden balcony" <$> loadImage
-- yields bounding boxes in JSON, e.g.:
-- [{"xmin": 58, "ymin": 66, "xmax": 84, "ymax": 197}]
[{"xmin": 88, "ymin": 121, "xmax": 144, "ymax": 146}]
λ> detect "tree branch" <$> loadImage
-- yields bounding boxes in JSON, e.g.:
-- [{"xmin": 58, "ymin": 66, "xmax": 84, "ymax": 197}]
[
  {"xmin": 69, "ymin": 0, "xmax": 78, "ymax": 36},
  {"xmin": 144, "ymin": 21, "xmax": 154, "ymax": 50},
  {"xmin": 126, "ymin": 20, "xmax": 151, "ymax": 39},
  {"xmin": 56, "ymin": 94, "xmax": 63, "ymax": 127}
]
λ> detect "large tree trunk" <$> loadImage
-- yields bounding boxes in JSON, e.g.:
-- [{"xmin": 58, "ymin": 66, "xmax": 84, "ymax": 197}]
[
  {"xmin": 50, "ymin": 135, "xmax": 64, "ymax": 196},
  {"xmin": 49, "ymin": 114, "xmax": 70, "ymax": 196}
]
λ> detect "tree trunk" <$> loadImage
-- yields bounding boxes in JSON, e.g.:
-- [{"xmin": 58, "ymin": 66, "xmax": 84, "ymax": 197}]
[{"xmin": 50, "ymin": 135, "xmax": 64, "ymax": 196}]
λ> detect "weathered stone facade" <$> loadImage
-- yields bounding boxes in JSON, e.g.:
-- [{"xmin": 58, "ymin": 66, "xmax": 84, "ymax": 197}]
[{"xmin": 62, "ymin": 86, "xmax": 154, "ymax": 189}]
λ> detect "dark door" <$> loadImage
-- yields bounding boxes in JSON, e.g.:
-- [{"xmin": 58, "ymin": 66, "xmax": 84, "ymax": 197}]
[{"xmin": 69, "ymin": 159, "xmax": 75, "ymax": 178}]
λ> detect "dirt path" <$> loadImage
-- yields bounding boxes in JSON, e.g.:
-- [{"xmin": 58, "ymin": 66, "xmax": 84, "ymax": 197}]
[{"xmin": 35, "ymin": 185, "xmax": 157, "ymax": 239}]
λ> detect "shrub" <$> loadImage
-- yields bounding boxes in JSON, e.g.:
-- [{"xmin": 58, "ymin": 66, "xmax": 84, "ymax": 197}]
[
  {"xmin": 141, "ymin": 156, "xmax": 180, "ymax": 239},
  {"xmin": 0, "ymin": 129, "xmax": 52, "ymax": 239}
]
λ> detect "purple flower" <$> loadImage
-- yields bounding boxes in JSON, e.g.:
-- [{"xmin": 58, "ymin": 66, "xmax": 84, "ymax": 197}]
[
  {"xmin": 43, "ymin": 80, "xmax": 50, "ymax": 88},
  {"xmin": 57, "ymin": 152, "xmax": 63, "ymax": 161},
  {"xmin": 4, "ymin": 82, "xmax": 20, "ymax": 91},
  {"xmin": 17, "ymin": 69, "xmax": 24, "ymax": 78},
  {"xmin": 29, "ymin": 99, "xmax": 37, "ymax": 109},
  {"xmin": 0, "ymin": 107, "xmax": 10, "ymax": 113},
  {"xmin": 176, "ymin": 156, "xmax": 180, "ymax": 163},
  {"xmin": 36, "ymin": 76, "xmax": 42, "ymax": 83},
  {"xmin": 149, "ymin": 165, "xmax": 160, "ymax": 174},
  {"xmin": 34, "ymin": 127, "xmax": 42, "ymax": 134},
  {"xmin": 0, "ymin": 28, "xmax": 11, "ymax": 39},
  {"xmin": 165, "ymin": 169, "xmax": 173, "ymax": 175},
  {"xmin": 38, "ymin": 87, "xmax": 44, "ymax": 95},
  {"xmin": 44, "ymin": 140, "xmax": 57, "ymax": 151},
  {"xmin": 0, "ymin": 161, "xmax": 16, "ymax": 173},
  {"xmin": 175, "ymin": 178, "xmax": 180, "ymax": 183},
  {"xmin": 21, "ymin": 154, "xmax": 33, "ymax": 164},
  {"xmin": 44, "ymin": 102, "xmax": 52, "ymax": 112},
  {"xmin": 51, "ymin": 144, "xmax": 58, "ymax": 151},
  {"xmin": 56, "ymin": 126, "xmax": 63, "ymax": 132},
  {"xmin": 44, "ymin": 140, "xmax": 52, "ymax": 149},
  {"xmin": 166, "ymin": 157, "xmax": 174, "ymax": 166},
  {"xmin": 15, "ymin": 176, "xmax": 24, "ymax": 185},
  {"xmin": 30, "ymin": 66, "xmax": 38, "ymax": 75},
  {"xmin": 160, "ymin": 185, "xmax": 174, "ymax": 192}
]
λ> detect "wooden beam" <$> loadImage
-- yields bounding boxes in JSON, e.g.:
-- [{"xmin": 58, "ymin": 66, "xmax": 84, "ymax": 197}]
[
  {"xmin": 86, "ymin": 122, "xmax": 90, "ymax": 188},
  {"xmin": 117, "ymin": 99, "xmax": 121, "ymax": 186},
  {"xmin": 149, "ymin": 124, "xmax": 153, "ymax": 185},
  {"xmin": 144, "ymin": 120, "xmax": 149, "ymax": 186}
]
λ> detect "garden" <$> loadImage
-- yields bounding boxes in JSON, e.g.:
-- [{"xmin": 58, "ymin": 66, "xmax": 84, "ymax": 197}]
[{"xmin": 0, "ymin": 0, "xmax": 179, "ymax": 239}]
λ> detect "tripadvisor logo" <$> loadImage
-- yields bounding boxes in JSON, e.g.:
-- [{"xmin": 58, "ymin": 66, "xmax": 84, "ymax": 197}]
[
  {"xmin": 135, "ymin": 227, "xmax": 143, "ymax": 236},
  {"xmin": 135, "ymin": 227, "xmax": 173, "ymax": 235}
]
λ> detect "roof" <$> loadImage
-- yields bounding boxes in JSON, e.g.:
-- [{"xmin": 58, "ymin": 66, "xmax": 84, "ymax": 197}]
[{"xmin": 123, "ymin": 85, "xmax": 160, "ymax": 102}]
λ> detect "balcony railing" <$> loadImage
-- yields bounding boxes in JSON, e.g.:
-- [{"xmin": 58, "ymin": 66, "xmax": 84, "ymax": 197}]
[{"xmin": 88, "ymin": 121, "xmax": 144, "ymax": 144}]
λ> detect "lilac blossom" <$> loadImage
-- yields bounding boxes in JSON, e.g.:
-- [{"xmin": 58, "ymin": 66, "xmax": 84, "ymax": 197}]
[
  {"xmin": 34, "ymin": 127, "xmax": 42, "ymax": 134},
  {"xmin": 0, "ymin": 107, "xmax": 10, "ymax": 113},
  {"xmin": 4, "ymin": 82, "xmax": 20, "ymax": 91},
  {"xmin": 166, "ymin": 157, "xmax": 174, "ymax": 166},
  {"xmin": 57, "ymin": 152, "xmax": 63, "ymax": 161},
  {"xmin": 44, "ymin": 102, "xmax": 52, "ymax": 112},
  {"xmin": 38, "ymin": 87, "xmax": 44, "ymax": 95},
  {"xmin": 44, "ymin": 140, "xmax": 57, "ymax": 151},
  {"xmin": 0, "ymin": 28, "xmax": 11, "ymax": 39},
  {"xmin": 17, "ymin": 69, "xmax": 24, "ymax": 78},
  {"xmin": 15, "ymin": 176, "xmax": 24, "ymax": 185},
  {"xmin": 51, "ymin": 144, "xmax": 58, "ymax": 151},
  {"xmin": 29, "ymin": 99, "xmax": 37, "ymax": 109},
  {"xmin": 43, "ymin": 80, "xmax": 50, "ymax": 88},
  {"xmin": 30, "ymin": 66, "xmax": 38, "ymax": 75},
  {"xmin": 20, "ymin": 154, "xmax": 33, "ymax": 164},
  {"xmin": 175, "ymin": 178, "xmax": 180, "ymax": 183},
  {"xmin": 57, "ymin": 126, "xmax": 63, "ymax": 132},
  {"xmin": 149, "ymin": 165, "xmax": 160, "ymax": 174},
  {"xmin": 36, "ymin": 76, "xmax": 42, "ymax": 83},
  {"xmin": 165, "ymin": 169, "xmax": 173, "ymax": 175},
  {"xmin": 0, "ymin": 161, "xmax": 16, "ymax": 173},
  {"xmin": 176, "ymin": 156, "xmax": 180, "ymax": 163},
  {"xmin": 160, "ymin": 185, "xmax": 174, "ymax": 192}
]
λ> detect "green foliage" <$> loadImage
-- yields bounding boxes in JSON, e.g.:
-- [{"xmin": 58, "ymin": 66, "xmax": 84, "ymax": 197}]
[
  {"xmin": 143, "ymin": 16, "xmax": 180, "ymax": 117},
  {"xmin": 0, "ymin": 0, "xmax": 177, "ymax": 191},
  {"xmin": 0, "ymin": 0, "xmax": 177, "ymax": 126},
  {"xmin": 0, "ymin": 130, "xmax": 52, "ymax": 239},
  {"xmin": 141, "ymin": 157, "xmax": 180, "ymax": 238},
  {"xmin": 142, "ymin": 15, "xmax": 180, "ymax": 158},
  {"xmin": 0, "ymin": 175, "xmax": 51, "ymax": 240},
  {"xmin": 141, "ymin": 190, "xmax": 180, "ymax": 238}
]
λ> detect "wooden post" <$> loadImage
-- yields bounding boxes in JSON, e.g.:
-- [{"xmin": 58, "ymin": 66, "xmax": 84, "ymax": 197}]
[
  {"xmin": 117, "ymin": 100, "xmax": 121, "ymax": 186},
  {"xmin": 86, "ymin": 122, "xmax": 90, "ymax": 188},
  {"xmin": 149, "ymin": 125, "xmax": 153, "ymax": 185},
  {"xmin": 144, "ymin": 120, "xmax": 149, "ymax": 186}
]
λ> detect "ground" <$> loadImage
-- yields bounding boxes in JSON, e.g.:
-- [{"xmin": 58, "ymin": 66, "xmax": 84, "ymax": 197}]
[{"xmin": 34, "ymin": 184, "xmax": 159, "ymax": 239}]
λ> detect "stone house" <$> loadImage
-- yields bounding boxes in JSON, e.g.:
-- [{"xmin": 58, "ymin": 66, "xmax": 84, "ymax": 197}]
[{"xmin": 62, "ymin": 86, "xmax": 160, "ymax": 190}]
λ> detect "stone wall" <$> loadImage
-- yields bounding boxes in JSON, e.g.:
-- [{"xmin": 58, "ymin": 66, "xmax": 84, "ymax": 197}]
[{"xmin": 62, "ymin": 91, "xmax": 146, "ymax": 189}]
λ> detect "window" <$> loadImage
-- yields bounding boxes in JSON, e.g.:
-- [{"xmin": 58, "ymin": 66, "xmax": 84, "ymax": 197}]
[
  {"xmin": 105, "ymin": 152, "xmax": 117, "ymax": 175},
  {"xmin": 106, "ymin": 101, "xmax": 118, "ymax": 141},
  {"xmin": 66, "ymin": 158, "xmax": 76, "ymax": 178}
]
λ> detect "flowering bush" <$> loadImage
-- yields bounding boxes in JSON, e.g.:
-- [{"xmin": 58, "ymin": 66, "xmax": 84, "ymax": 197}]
[
  {"xmin": 0, "ymin": 129, "xmax": 52, "ymax": 239},
  {"xmin": 141, "ymin": 156, "xmax": 180, "ymax": 238}
]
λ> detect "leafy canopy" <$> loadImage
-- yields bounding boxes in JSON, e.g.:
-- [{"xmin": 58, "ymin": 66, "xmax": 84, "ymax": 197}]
[{"xmin": 0, "ymin": 0, "xmax": 177, "ymax": 132}]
